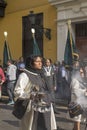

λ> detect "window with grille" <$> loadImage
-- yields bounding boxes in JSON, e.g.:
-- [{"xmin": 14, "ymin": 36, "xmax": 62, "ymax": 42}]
[{"xmin": 76, "ymin": 23, "xmax": 87, "ymax": 37}]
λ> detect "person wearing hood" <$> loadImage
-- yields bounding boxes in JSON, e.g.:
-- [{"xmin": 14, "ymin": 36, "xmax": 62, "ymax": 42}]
[
  {"xmin": 70, "ymin": 61, "xmax": 87, "ymax": 130},
  {"xmin": 14, "ymin": 55, "xmax": 57, "ymax": 130}
]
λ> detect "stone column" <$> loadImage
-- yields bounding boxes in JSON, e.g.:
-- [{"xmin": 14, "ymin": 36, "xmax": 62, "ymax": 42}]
[
  {"xmin": 48, "ymin": 0, "xmax": 87, "ymax": 61},
  {"xmin": 57, "ymin": 21, "xmax": 68, "ymax": 62}
]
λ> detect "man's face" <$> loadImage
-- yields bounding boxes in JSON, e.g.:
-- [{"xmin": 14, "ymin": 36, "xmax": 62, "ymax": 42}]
[
  {"xmin": 7, "ymin": 61, "xmax": 11, "ymax": 66},
  {"xmin": 46, "ymin": 59, "xmax": 51, "ymax": 67}
]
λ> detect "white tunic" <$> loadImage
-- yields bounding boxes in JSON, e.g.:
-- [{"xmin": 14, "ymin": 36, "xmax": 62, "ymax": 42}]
[{"xmin": 14, "ymin": 70, "xmax": 57, "ymax": 130}]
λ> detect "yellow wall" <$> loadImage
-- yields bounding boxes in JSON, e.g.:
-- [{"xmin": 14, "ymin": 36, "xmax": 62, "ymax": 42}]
[{"xmin": 0, "ymin": 0, "xmax": 57, "ymax": 64}]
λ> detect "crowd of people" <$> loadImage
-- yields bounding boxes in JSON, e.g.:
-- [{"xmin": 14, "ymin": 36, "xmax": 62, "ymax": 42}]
[
  {"xmin": 0, "ymin": 56, "xmax": 25, "ymax": 104},
  {"xmin": 0, "ymin": 55, "xmax": 87, "ymax": 130}
]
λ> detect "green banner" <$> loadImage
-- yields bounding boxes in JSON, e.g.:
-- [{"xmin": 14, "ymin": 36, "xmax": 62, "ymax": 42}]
[{"xmin": 3, "ymin": 40, "xmax": 12, "ymax": 68}]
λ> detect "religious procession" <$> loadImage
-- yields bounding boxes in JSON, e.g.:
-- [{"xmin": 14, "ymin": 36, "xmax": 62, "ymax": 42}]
[
  {"xmin": 0, "ymin": 36, "xmax": 87, "ymax": 130},
  {"xmin": 0, "ymin": 1, "xmax": 87, "ymax": 130}
]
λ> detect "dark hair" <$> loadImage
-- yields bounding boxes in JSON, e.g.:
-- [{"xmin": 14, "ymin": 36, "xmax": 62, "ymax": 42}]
[
  {"xmin": 25, "ymin": 55, "xmax": 42, "ymax": 70},
  {"xmin": 45, "ymin": 58, "xmax": 52, "ymax": 64},
  {"xmin": 7, "ymin": 59, "xmax": 13, "ymax": 64}
]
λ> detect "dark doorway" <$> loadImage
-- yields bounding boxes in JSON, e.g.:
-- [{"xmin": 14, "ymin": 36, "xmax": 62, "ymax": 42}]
[
  {"xmin": 76, "ymin": 22, "xmax": 87, "ymax": 60},
  {"xmin": 22, "ymin": 13, "xmax": 43, "ymax": 61}
]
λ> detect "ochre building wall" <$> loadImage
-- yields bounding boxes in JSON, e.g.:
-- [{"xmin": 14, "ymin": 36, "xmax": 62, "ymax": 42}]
[{"xmin": 0, "ymin": 0, "xmax": 57, "ymax": 64}]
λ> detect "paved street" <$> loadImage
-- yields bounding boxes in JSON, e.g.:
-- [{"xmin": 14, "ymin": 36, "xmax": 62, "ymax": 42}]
[
  {"xmin": 0, "ymin": 104, "xmax": 19, "ymax": 130},
  {"xmin": 0, "ymin": 97, "xmax": 19, "ymax": 130},
  {"xmin": 0, "ymin": 97, "xmax": 86, "ymax": 130},
  {"xmin": 55, "ymin": 105, "xmax": 86, "ymax": 130}
]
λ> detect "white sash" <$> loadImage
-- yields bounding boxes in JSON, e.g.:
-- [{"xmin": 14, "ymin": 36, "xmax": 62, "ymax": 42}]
[{"xmin": 44, "ymin": 66, "xmax": 51, "ymax": 76}]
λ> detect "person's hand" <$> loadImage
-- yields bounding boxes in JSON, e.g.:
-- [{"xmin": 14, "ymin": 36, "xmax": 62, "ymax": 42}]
[
  {"xmin": 54, "ymin": 86, "xmax": 56, "ymax": 91},
  {"xmin": 33, "ymin": 85, "xmax": 39, "ymax": 91},
  {"xmin": 0, "ymin": 81, "xmax": 4, "ymax": 86},
  {"xmin": 37, "ymin": 92, "xmax": 46, "ymax": 98},
  {"xmin": 84, "ymin": 89, "xmax": 87, "ymax": 96},
  {"xmin": 30, "ymin": 93, "xmax": 36, "ymax": 100}
]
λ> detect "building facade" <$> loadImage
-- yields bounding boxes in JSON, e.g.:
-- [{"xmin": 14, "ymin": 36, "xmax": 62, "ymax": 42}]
[
  {"xmin": 0, "ymin": 0, "xmax": 57, "ymax": 64},
  {"xmin": 49, "ymin": 0, "xmax": 87, "ymax": 62}
]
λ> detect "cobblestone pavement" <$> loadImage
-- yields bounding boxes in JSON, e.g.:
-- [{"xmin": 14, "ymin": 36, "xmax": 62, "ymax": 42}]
[{"xmin": 0, "ymin": 97, "xmax": 86, "ymax": 130}]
